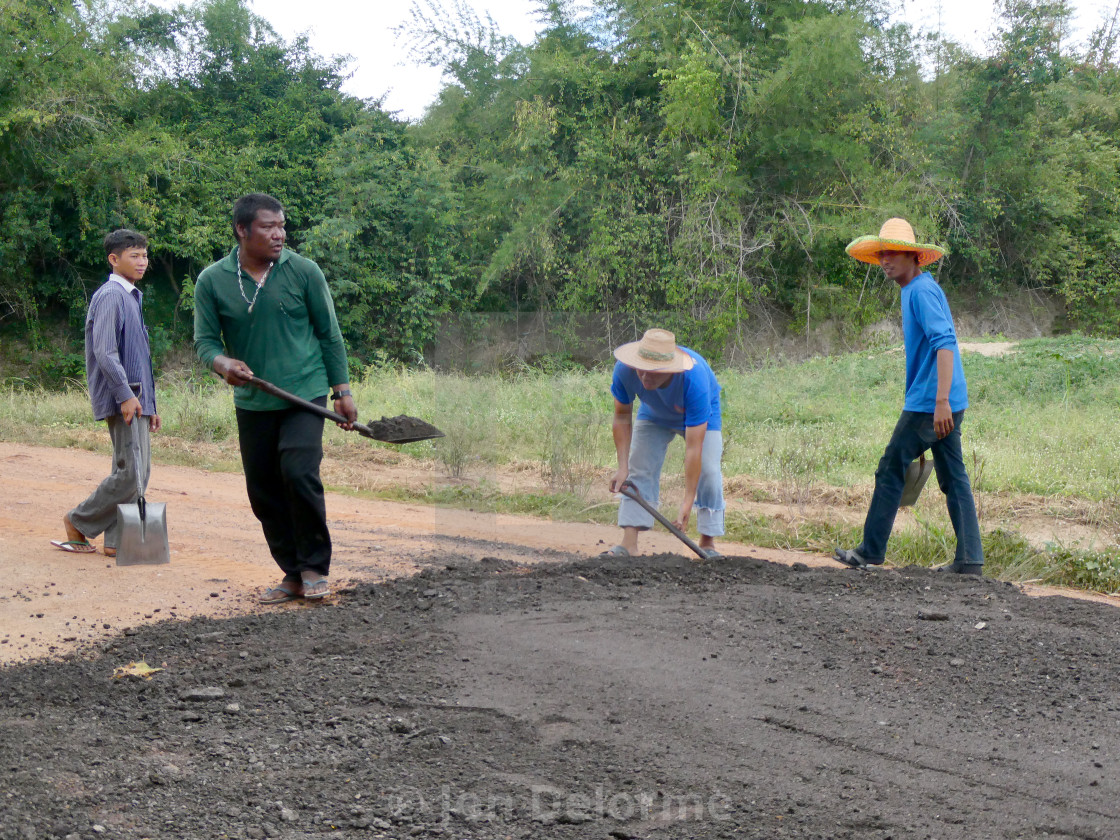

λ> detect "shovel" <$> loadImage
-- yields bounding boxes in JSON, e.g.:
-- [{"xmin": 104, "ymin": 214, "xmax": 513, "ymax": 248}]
[
  {"xmin": 246, "ymin": 376, "xmax": 445, "ymax": 444},
  {"xmin": 618, "ymin": 479, "xmax": 709, "ymax": 561},
  {"xmin": 115, "ymin": 418, "xmax": 170, "ymax": 566},
  {"xmin": 900, "ymin": 451, "xmax": 934, "ymax": 507}
]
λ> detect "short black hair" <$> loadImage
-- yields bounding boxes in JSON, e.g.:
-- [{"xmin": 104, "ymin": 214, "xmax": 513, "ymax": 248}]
[
  {"xmin": 103, "ymin": 229, "xmax": 148, "ymax": 258},
  {"xmin": 232, "ymin": 193, "xmax": 284, "ymax": 240}
]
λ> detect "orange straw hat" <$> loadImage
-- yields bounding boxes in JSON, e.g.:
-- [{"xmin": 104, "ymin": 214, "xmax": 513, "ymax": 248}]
[
  {"xmin": 845, "ymin": 218, "xmax": 947, "ymax": 267},
  {"xmin": 613, "ymin": 328, "xmax": 695, "ymax": 373}
]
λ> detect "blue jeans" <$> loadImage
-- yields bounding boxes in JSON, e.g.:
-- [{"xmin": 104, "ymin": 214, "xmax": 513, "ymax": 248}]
[
  {"xmin": 857, "ymin": 410, "xmax": 983, "ymax": 566},
  {"xmin": 619, "ymin": 420, "xmax": 725, "ymax": 536}
]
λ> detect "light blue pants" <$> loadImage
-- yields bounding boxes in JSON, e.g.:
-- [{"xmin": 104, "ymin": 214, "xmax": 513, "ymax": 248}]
[{"xmin": 619, "ymin": 420, "xmax": 725, "ymax": 536}]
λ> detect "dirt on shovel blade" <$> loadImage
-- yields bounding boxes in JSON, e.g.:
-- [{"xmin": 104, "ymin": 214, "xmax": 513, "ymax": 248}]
[{"xmin": 359, "ymin": 414, "xmax": 444, "ymax": 443}]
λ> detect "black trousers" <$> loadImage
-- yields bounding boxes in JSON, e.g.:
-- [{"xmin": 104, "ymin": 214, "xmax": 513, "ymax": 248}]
[{"xmin": 236, "ymin": 399, "xmax": 330, "ymax": 580}]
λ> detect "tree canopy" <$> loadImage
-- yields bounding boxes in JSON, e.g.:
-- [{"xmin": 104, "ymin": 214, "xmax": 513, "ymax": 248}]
[{"xmin": 5, "ymin": 0, "xmax": 1120, "ymax": 380}]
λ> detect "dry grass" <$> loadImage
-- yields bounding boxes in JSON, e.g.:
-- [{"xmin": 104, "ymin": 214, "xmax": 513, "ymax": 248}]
[{"xmin": 6, "ymin": 336, "xmax": 1120, "ymax": 588}]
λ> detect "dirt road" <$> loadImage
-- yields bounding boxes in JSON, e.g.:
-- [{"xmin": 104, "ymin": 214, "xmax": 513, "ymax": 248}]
[
  {"xmin": 2, "ymin": 442, "xmax": 1119, "ymax": 839},
  {"xmin": 1, "ymin": 442, "xmax": 823, "ymax": 663}
]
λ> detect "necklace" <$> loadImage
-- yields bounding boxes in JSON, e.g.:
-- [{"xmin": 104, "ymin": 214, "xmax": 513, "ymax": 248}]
[{"xmin": 235, "ymin": 248, "xmax": 274, "ymax": 313}]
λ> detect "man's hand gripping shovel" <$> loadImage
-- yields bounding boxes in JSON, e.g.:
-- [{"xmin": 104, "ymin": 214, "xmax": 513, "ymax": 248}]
[{"xmin": 116, "ymin": 399, "xmax": 170, "ymax": 566}]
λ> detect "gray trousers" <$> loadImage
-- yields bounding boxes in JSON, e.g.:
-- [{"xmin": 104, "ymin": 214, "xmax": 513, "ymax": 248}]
[
  {"xmin": 618, "ymin": 420, "xmax": 725, "ymax": 536},
  {"xmin": 69, "ymin": 415, "xmax": 150, "ymax": 549}
]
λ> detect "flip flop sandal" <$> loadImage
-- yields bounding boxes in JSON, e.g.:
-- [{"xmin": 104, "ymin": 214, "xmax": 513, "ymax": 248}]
[
  {"xmin": 936, "ymin": 561, "xmax": 983, "ymax": 576},
  {"xmin": 302, "ymin": 578, "xmax": 330, "ymax": 600},
  {"xmin": 703, "ymin": 548, "xmax": 722, "ymax": 558},
  {"xmin": 832, "ymin": 547, "xmax": 869, "ymax": 570},
  {"xmin": 259, "ymin": 583, "xmax": 303, "ymax": 605},
  {"xmin": 599, "ymin": 545, "xmax": 630, "ymax": 558},
  {"xmin": 50, "ymin": 540, "xmax": 97, "ymax": 554}
]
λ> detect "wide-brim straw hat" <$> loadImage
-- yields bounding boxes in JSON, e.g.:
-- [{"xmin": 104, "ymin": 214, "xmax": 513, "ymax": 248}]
[
  {"xmin": 614, "ymin": 328, "xmax": 695, "ymax": 373},
  {"xmin": 845, "ymin": 218, "xmax": 947, "ymax": 266}
]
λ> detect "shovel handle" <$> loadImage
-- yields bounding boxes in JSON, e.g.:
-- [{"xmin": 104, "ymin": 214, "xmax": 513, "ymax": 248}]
[
  {"xmin": 248, "ymin": 376, "xmax": 351, "ymax": 424},
  {"xmin": 248, "ymin": 376, "xmax": 379, "ymax": 438},
  {"xmin": 128, "ymin": 416, "xmax": 147, "ymax": 521},
  {"xmin": 244, "ymin": 375, "xmax": 444, "ymax": 444},
  {"xmin": 618, "ymin": 480, "xmax": 709, "ymax": 560}
]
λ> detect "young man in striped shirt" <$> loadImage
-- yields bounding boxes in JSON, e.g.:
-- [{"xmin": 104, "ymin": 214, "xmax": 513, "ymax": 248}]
[{"xmin": 52, "ymin": 229, "xmax": 160, "ymax": 556}]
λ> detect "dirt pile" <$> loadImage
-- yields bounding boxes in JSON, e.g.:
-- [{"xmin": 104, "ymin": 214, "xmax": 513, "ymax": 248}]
[
  {"xmin": 2, "ymin": 553, "xmax": 1118, "ymax": 840},
  {"xmin": 358, "ymin": 415, "xmax": 444, "ymax": 444}
]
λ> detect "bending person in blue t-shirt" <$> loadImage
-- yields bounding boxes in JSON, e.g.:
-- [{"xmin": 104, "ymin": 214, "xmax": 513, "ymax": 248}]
[
  {"xmin": 834, "ymin": 218, "xmax": 983, "ymax": 575},
  {"xmin": 603, "ymin": 329, "xmax": 724, "ymax": 559}
]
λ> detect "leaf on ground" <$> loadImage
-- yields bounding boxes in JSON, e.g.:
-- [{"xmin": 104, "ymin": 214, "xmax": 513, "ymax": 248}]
[{"xmin": 113, "ymin": 661, "xmax": 164, "ymax": 680}]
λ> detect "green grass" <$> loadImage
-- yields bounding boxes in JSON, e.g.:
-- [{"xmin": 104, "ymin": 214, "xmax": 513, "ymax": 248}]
[
  {"xmin": 723, "ymin": 337, "xmax": 1120, "ymax": 499},
  {"xmin": 722, "ymin": 511, "xmax": 1055, "ymax": 582},
  {"xmin": 352, "ymin": 335, "xmax": 1120, "ymax": 501},
  {"xmin": 4, "ymin": 335, "xmax": 1120, "ymax": 592}
]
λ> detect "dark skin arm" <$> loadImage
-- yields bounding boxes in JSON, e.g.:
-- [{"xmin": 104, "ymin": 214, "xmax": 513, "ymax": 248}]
[
  {"xmin": 608, "ymin": 399, "xmax": 634, "ymax": 492},
  {"xmin": 120, "ymin": 396, "xmax": 161, "ymax": 431},
  {"xmin": 672, "ymin": 423, "xmax": 707, "ymax": 531},
  {"xmin": 329, "ymin": 382, "xmax": 357, "ymax": 429}
]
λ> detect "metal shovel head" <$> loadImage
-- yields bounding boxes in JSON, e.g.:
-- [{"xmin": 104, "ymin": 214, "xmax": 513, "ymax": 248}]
[
  {"xmin": 900, "ymin": 456, "xmax": 934, "ymax": 507},
  {"xmin": 356, "ymin": 415, "xmax": 446, "ymax": 444},
  {"xmin": 116, "ymin": 500, "xmax": 170, "ymax": 565}
]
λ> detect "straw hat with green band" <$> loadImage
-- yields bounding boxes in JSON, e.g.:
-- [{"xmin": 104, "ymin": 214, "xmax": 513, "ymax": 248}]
[
  {"xmin": 614, "ymin": 328, "xmax": 695, "ymax": 373},
  {"xmin": 845, "ymin": 218, "xmax": 947, "ymax": 267}
]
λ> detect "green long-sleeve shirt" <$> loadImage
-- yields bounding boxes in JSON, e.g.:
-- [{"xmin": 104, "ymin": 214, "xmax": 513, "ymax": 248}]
[{"xmin": 194, "ymin": 247, "xmax": 349, "ymax": 411}]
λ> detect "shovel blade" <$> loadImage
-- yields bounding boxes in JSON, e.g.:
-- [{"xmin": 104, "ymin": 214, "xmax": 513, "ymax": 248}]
[
  {"xmin": 356, "ymin": 415, "xmax": 445, "ymax": 444},
  {"xmin": 900, "ymin": 457, "xmax": 934, "ymax": 507},
  {"xmin": 116, "ymin": 502, "xmax": 170, "ymax": 565}
]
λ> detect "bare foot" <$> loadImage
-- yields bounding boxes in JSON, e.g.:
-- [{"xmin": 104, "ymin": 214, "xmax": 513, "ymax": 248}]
[
  {"xmin": 62, "ymin": 514, "xmax": 86, "ymax": 544},
  {"xmin": 103, "ymin": 547, "xmax": 117, "ymax": 557},
  {"xmin": 259, "ymin": 580, "xmax": 303, "ymax": 605},
  {"xmin": 301, "ymin": 571, "xmax": 330, "ymax": 600}
]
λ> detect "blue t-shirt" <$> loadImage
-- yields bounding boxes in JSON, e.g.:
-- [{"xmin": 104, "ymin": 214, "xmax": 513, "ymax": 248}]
[
  {"xmin": 901, "ymin": 273, "xmax": 968, "ymax": 413},
  {"xmin": 610, "ymin": 348, "xmax": 722, "ymax": 432}
]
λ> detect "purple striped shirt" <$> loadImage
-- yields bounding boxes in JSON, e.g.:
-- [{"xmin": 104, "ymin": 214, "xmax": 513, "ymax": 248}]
[{"xmin": 85, "ymin": 275, "xmax": 157, "ymax": 420}]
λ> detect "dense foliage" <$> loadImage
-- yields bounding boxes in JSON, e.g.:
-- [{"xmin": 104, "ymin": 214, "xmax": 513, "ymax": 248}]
[{"xmin": 4, "ymin": 0, "xmax": 1120, "ymax": 379}]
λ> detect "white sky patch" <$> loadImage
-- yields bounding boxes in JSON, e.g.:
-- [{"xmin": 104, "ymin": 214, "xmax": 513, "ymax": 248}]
[
  {"xmin": 244, "ymin": 0, "xmax": 545, "ymax": 120},
  {"xmin": 898, "ymin": 0, "xmax": 1118, "ymax": 55}
]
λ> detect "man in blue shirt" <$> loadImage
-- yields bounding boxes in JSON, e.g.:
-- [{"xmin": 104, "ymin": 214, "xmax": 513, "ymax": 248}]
[
  {"xmin": 604, "ymin": 328, "xmax": 724, "ymax": 558},
  {"xmin": 52, "ymin": 229, "xmax": 160, "ymax": 556},
  {"xmin": 834, "ymin": 218, "xmax": 983, "ymax": 575}
]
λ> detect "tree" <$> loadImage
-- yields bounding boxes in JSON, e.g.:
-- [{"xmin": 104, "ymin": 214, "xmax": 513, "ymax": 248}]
[{"xmin": 302, "ymin": 110, "xmax": 466, "ymax": 363}]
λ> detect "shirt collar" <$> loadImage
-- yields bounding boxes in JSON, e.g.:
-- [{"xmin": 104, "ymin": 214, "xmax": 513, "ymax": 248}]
[{"xmin": 110, "ymin": 273, "xmax": 139, "ymax": 295}]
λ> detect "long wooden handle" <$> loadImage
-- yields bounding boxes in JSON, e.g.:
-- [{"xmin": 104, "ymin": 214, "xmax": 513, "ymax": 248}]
[
  {"xmin": 248, "ymin": 375, "xmax": 350, "ymax": 424},
  {"xmin": 619, "ymin": 480, "xmax": 708, "ymax": 560},
  {"xmin": 244, "ymin": 375, "xmax": 444, "ymax": 444},
  {"xmin": 248, "ymin": 375, "xmax": 383, "ymax": 438}
]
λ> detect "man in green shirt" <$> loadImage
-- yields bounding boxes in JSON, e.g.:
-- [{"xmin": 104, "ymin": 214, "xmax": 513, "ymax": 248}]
[{"xmin": 194, "ymin": 193, "xmax": 357, "ymax": 604}]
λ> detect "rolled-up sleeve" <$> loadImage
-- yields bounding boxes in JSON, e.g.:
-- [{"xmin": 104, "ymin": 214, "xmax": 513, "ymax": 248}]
[
  {"xmin": 610, "ymin": 362, "xmax": 636, "ymax": 405},
  {"xmin": 683, "ymin": 371, "xmax": 712, "ymax": 429}
]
